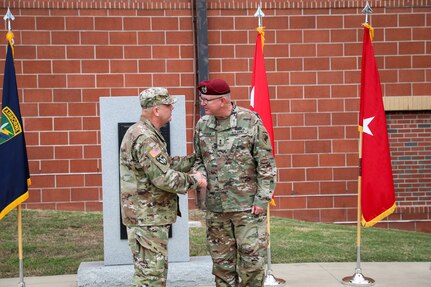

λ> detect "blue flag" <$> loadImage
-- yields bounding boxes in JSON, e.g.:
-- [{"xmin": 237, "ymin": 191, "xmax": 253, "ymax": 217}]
[{"xmin": 0, "ymin": 37, "xmax": 30, "ymax": 220}]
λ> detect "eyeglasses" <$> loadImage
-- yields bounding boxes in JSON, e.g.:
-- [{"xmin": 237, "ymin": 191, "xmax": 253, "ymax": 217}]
[{"xmin": 199, "ymin": 96, "xmax": 223, "ymax": 104}]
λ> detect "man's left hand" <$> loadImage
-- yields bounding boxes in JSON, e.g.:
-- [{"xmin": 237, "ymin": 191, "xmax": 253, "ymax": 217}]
[{"xmin": 251, "ymin": 205, "xmax": 265, "ymax": 215}]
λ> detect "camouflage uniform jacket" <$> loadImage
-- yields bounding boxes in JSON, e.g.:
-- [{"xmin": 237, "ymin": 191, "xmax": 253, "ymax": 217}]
[
  {"xmin": 194, "ymin": 104, "xmax": 276, "ymax": 212},
  {"xmin": 120, "ymin": 116, "xmax": 198, "ymax": 226}
]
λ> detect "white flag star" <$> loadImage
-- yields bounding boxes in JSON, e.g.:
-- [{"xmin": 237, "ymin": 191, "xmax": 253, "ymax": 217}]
[{"xmin": 363, "ymin": 116, "xmax": 375, "ymax": 136}]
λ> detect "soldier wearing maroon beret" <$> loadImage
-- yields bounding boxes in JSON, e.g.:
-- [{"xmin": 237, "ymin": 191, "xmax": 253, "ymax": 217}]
[{"xmin": 194, "ymin": 79, "xmax": 276, "ymax": 287}]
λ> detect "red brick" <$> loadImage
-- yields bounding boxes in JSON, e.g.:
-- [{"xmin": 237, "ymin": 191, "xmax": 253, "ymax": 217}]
[
  {"xmin": 290, "ymin": 15, "xmax": 316, "ymax": 29},
  {"xmin": 291, "ymin": 127, "xmax": 317, "ymax": 140},
  {"xmin": 56, "ymin": 174, "xmax": 85, "ymax": 187},
  {"xmin": 25, "ymin": 117, "xmax": 53, "ymax": 131},
  {"xmin": 37, "ymin": 46, "xmax": 66, "ymax": 59},
  {"xmin": 290, "ymin": 44, "xmax": 316, "ymax": 57},
  {"xmin": 39, "ymin": 75, "xmax": 67, "ymax": 88},
  {"xmin": 41, "ymin": 160, "xmax": 69, "ymax": 173},
  {"xmin": 317, "ymin": 44, "xmax": 344, "ymax": 56},
  {"xmin": 81, "ymin": 32, "xmax": 109, "ymax": 45},
  {"xmin": 23, "ymin": 60, "xmax": 51, "ymax": 74},
  {"xmin": 70, "ymin": 159, "xmax": 99, "ymax": 173},
  {"xmin": 27, "ymin": 146, "xmax": 54, "ymax": 160},
  {"xmin": 39, "ymin": 103, "xmax": 68, "ymax": 116},
  {"xmin": 85, "ymin": 174, "xmax": 102, "ymax": 187},
  {"xmin": 96, "ymin": 74, "xmax": 123, "ymax": 87},
  {"xmin": 69, "ymin": 131, "xmax": 98, "ymax": 145},
  {"xmin": 305, "ymin": 140, "xmax": 331, "ymax": 153},
  {"xmin": 279, "ymin": 196, "xmax": 307, "ymax": 209},
  {"xmin": 53, "ymin": 60, "xmax": 81, "ymax": 73},
  {"xmin": 153, "ymin": 46, "xmax": 180, "ymax": 59},
  {"xmin": 52, "ymin": 32, "xmax": 80, "ymax": 44},
  {"xmin": 68, "ymin": 75, "xmax": 96, "ymax": 88},
  {"xmin": 55, "ymin": 146, "xmax": 83, "ymax": 159},
  {"xmin": 304, "ymin": 57, "xmax": 329, "ymax": 71},
  {"xmin": 42, "ymin": 188, "xmax": 71, "ymax": 202},
  {"xmin": 110, "ymin": 31, "xmax": 137, "ymax": 45},
  {"xmin": 36, "ymin": 17, "xmax": 65, "ymax": 30},
  {"xmin": 40, "ymin": 132, "xmax": 69, "ymax": 145},
  {"xmin": 96, "ymin": 46, "xmax": 123, "ymax": 59},
  {"xmin": 23, "ymin": 89, "xmax": 53, "ymax": 103},
  {"xmin": 66, "ymin": 17, "xmax": 94, "ymax": 30},
  {"xmin": 95, "ymin": 17, "xmax": 122, "ymax": 30},
  {"xmin": 291, "ymin": 72, "xmax": 317, "ymax": 85},
  {"xmin": 124, "ymin": 17, "xmax": 151, "ymax": 30},
  {"xmin": 71, "ymin": 187, "xmax": 100, "ymax": 201}
]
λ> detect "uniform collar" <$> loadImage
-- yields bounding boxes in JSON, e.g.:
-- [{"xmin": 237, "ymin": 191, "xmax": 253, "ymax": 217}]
[
  {"xmin": 140, "ymin": 116, "xmax": 166, "ymax": 143},
  {"xmin": 207, "ymin": 103, "xmax": 238, "ymax": 130}
]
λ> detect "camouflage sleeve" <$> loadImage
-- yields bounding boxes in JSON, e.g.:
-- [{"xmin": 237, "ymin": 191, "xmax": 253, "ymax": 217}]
[
  {"xmin": 252, "ymin": 120, "xmax": 277, "ymax": 208},
  {"xmin": 192, "ymin": 123, "xmax": 207, "ymax": 177},
  {"xmin": 134, "ymin": 136, "xmax": 199, "ymax": 194},
  {"xmin": 170, "ymin": 154, "xmax": 196, "ymax": 173}
]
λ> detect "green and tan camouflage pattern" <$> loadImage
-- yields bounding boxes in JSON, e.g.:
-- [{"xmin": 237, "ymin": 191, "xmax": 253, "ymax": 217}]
[
  {"xmin": 127, "ymin": 225, "xmax": 169, "ymax": 287},
  {"xmin": 120, "ymin": 116, "xmax": 198, "ymax": 226},
  {"xmin": 206, "ymin": 211, "xmax": 268, "ymax": 287},
  {"xmin": 193, "ymin": 104, "xmax": 276, "ymax": 212},
  {"xmin": 139, "ymin": 87, "xmax": 177, "ymax": 108}
]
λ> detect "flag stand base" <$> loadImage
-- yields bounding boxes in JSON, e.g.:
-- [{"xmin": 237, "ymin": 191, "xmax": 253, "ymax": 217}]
[
  {"xmin": 342, "ymin": 269, "xmax": 375, "ymax": 286},
  {"xmin": 264, "ymin": 270, "xmax": 286, "ymax": 286}
]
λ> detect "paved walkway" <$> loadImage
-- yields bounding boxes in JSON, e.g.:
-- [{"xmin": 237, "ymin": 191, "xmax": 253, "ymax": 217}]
[{"xmin": 0, "ymin": 262, "xmax": 430, "ymax": 287}]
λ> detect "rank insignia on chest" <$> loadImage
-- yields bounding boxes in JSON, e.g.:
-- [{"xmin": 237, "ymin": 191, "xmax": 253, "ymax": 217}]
[{"xmin": 217, "ymin": 137, "xmax": 225, "ymax": 146}]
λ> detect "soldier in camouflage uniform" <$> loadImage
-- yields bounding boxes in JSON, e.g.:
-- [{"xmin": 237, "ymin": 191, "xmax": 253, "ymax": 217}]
[
  {"xmin": 193, "ymin": 79, "xmax": 276, "ymax": 287},
  {"xmin": 120, "ymin": 87, "xmax": 207, "ymax": 287}
]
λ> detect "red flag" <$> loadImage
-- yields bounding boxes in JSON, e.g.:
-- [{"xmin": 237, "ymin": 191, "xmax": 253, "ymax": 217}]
[
  {"xmin": 250, "ymin": 27, "xmax": 276, "ymax": 206},
  {"xmin": 359, "ymin": 24, "xmax": 396, "ymax": 227}
]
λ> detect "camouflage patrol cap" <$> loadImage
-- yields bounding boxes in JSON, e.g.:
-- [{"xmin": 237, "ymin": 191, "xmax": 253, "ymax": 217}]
[{"xmin": 139, "ymin": 87, "xmax": 177, "ymax": 108}]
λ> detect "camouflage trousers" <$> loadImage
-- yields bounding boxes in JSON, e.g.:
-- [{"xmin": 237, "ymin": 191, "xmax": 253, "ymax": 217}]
[
  {"xmin": 206, "ymin": 210, "xmax": 268, "ymax": 287},
  {"xmin": 126, "ymin": 225, "xmax": 169, "ymax": 287}
]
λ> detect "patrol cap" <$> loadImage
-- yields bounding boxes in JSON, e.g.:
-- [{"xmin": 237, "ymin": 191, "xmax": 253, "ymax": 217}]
[
  {"xmin": 139, "ymin": 87, "xmax": 177, "ymax": 108},
  {"xmin": 197, "ymin": 79, "xmax": 230, "ymax": 96}
]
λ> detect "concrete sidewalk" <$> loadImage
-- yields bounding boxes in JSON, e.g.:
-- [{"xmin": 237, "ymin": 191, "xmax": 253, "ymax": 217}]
[{"xmin": 0, "ymin": 261, "xmax": 430, "ymax": 287}]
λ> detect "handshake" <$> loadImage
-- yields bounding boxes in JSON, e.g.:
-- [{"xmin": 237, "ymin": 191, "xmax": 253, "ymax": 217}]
[{"xmin": 191, "ymin": 171, "xmax": 207, "ymax": 189}]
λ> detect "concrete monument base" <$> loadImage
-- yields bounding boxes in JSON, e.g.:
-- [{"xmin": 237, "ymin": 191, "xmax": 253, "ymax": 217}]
[{"xmin": 77, "ymin": 256, "xmax": 215, "ymax": 287}]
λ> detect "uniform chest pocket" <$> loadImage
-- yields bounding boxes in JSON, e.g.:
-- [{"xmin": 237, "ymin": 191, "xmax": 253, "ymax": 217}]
[{"xmin": 230, "ymin": 130, "xmax": 254, "ymax": 152}]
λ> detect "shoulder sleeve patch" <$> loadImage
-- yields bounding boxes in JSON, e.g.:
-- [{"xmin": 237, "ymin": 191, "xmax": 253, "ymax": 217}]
[{"xmin": 149, "ymin": 146, "xmax": 162, "ymax": 158}]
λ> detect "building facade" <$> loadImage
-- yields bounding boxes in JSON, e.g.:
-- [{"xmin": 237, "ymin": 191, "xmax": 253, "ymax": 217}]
[{"xmin": 1, "ymin": 0, "xmax": 429, "ymax": 232}]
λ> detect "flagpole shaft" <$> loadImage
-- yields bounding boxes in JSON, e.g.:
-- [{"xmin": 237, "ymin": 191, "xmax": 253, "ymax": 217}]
[
  {"xmin": 17, "ymin": 205, "xmax": 26, "ymax": 286},
  {"xmin": 266, "ymin": 204, "xmax": 272, "ymax": 270},
  {"xmin": 356, "ymin": 130, "xmax": 363, "ymax": 271}
]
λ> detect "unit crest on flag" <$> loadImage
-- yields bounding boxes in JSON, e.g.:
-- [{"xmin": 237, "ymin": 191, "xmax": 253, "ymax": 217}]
[{"xmin": 0, "ymin": 106, "xmax": 22, "ymax": 144}]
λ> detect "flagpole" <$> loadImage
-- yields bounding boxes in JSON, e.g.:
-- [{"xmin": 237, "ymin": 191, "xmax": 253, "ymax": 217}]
[
  {"xmin": 342, "ymin": 3, "xmax": 375, "ymax": 286},
  {"xmin": 18, "ymin": 205, "xmax": 26, "ymax": 287},
  {"xmin": 252, "ymin": 4, "xmax": 285, "ymax": 286},
  {"xmin": 3, "ymin": 8, "xmax": 26, "ymax": 287}
]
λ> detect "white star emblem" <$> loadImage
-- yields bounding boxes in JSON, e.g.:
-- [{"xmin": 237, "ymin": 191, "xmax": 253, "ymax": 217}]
[
  {"xmin": 250, "ymin": 86, "xmax": 255, "ymax": 108},
  {"xmin": 363, "ymin": 116, "xmax": 375, "ymax": 136}
]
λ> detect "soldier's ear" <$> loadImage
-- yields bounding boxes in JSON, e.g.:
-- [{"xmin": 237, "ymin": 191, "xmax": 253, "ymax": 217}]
[{"xmin": 152, "ymin": 106, "xmax": 160, "ymax": 117}]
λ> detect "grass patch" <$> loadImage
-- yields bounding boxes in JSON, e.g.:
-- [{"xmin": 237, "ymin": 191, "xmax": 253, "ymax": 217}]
[{"xmin": 0, "ymin": 209, "xmax": 430, "ymax": 278}]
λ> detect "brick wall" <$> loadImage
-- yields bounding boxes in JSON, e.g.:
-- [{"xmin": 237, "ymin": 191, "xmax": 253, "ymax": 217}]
[{"xmin": 1, "ymin": 0, "xmax": 429, "ymax": 232}]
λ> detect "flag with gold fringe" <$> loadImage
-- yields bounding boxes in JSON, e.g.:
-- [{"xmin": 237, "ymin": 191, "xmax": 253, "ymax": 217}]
[
  {"xmin": 0, "ymin": 32, "xmax": 30, "ymax": 220},
  {"xmin": 359, "ymin": 24, "xmax": 396, "ymax": 227},
  {"xmin": 250, "ymin": 26, "xmax": 276, "ymax": 207}
]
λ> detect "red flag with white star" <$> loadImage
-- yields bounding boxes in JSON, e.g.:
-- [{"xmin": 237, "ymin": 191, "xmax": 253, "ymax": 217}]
[
  {"xmin": 359, "ymin": 24, "xmax": 396, "ymax": 227},
  {"xmin": 250, "ymin": 27, "xmax": 276, "ymax": 206}
]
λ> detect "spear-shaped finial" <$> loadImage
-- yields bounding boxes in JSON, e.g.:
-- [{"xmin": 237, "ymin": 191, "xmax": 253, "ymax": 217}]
[
  {"xmin": 254, "ymin": 3, "xmax": 265, "ymax": 28},
  {"xmin": 3, "ymin": 7, "xmax": 15, "ymax": 32},
  {"xmin": 362, "ymin": 1, "xmax": 373, "ymax": 24}
]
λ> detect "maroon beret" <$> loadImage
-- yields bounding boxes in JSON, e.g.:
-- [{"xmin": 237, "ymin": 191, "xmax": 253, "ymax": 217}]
[{"xmin": 197, "ymin": 79, "xmax": 230, "ymax": 95}]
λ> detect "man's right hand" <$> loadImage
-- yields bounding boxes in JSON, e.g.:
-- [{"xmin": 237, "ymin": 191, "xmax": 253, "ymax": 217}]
[{"xmin": 192, "ymin": 171, "xmax": 207, "ymax": 189}]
